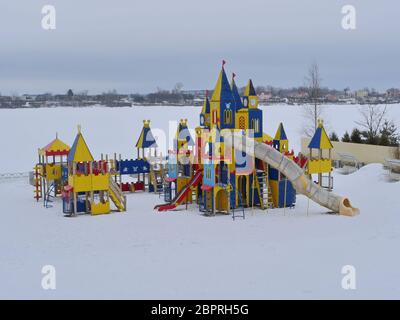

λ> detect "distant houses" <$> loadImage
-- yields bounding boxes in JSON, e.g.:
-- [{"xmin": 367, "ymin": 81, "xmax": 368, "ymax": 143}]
[{"xmin": 1, "ymin": 86, "xmax": 399, "ymax": 109}]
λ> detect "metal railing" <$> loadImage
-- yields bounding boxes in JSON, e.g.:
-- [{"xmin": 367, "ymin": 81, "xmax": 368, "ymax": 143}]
[{"xmin": 0, "ymin": 171, "xmax": 30, "ymax": 181}]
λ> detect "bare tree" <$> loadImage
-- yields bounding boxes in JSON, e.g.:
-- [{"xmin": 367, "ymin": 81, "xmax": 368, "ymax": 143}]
[
  {"xmin": 355, "ymin": 105, "xmax": 387, "ymax": 144},
  {"xmin": 302, "ymin": 62, "xmax": 323, "ymax": 137},
  {"xmin": 172, "ymin": 82, "xmax": 184, "ymax": 94},
  {"xmin": 77, "ymin": 90, "xmax": 88, "ymax": 96}
]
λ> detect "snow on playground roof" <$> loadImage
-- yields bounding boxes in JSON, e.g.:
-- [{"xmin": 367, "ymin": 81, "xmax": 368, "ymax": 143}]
[
  {"xmin": 40, "ymin": 134, "xmax": 70, "ymax": 156},
  {"xmin": 136, "ymin": 120, "xmax": 157, "ymax": 149},
  {"xmin": 67, "ymin": 126, "xmax": 94, "ymax": 163},
  {"xmin": 308, "ymin": 120, "xmax": 333, "ymax": 150},
  {"xmin": 274, "ymin": 122, "xmax": 288, "ymax": 140}
]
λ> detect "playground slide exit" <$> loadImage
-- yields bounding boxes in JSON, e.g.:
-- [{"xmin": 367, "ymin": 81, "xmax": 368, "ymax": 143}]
[
  {"xmin": 225, "ymin": 133, "xmax": 359, "ymax": 216},
  {"xmin": 155, "ymin": 170, "xmax": 203, "ymax": 212}
]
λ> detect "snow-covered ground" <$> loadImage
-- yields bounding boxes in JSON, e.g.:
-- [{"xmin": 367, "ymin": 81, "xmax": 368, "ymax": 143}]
[{"xmin": 0, "ymin": 105, "xmax": 399, "ymax": 299}]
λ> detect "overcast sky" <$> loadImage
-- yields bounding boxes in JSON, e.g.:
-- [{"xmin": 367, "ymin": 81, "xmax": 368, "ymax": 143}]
[{"xmin": 0, "ymin": 0, "xmax": 399, "ymax": 94}]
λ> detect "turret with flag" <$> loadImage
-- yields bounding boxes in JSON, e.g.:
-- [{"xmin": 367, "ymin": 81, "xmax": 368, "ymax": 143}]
[{"xmin": 209, "ymin": 61, "xmax": 236, "ymax": 129}]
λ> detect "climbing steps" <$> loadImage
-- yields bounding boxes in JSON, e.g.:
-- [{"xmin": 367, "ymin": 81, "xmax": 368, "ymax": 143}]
[
  {"xmin": 255, "ymin": 168, "xmax": 273, "ymax": 210},
  {"xmin": 44, "ymin": 182, "xmax": 55, "ymax": 208},
  {"xmin": 150, "ymin": 169, "xmax": 164, "ymax": 194},
  {"xmin": 109, "ymin": 177, "xmax": 126, "ymax": 212},
  {"xmin": 33, "ymin": 165, "xmax": 42, "ymax": 201}
]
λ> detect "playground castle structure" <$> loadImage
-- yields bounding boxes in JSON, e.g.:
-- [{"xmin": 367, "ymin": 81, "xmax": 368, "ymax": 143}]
[
  {"xmin": 155, "ymin": 62, "xmax": 359, "ymax": 217},
  {"xmin": 32, "ymin": 121, "xmax": 167, "ymax": 216},
  {"xmin": 155, "ymin": 63, "xmax": 299, "ymax": 214},
  {"xmin": 61, "ymin": 126, "xmax": 127, "ymax": 216},
  {"xmin": 32, "ymin": 62, "xmax": 358, "ymax": 217},
  {"xmin": 33, "ymin": 127, "xmax": 127, "ymax": 216}
]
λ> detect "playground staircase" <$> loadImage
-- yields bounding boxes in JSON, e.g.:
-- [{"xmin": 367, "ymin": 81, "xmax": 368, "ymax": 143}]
[
  {"xmin": 44, "ymin": 182, "xmax": 55, "ymax": 208},
  {"xmin": 255, "ymin": 169, "xmax": 273, "ymax": 210},
  {"xmin": 232, "ymin": 189, "xmax": 245, "ymax": 220},
  {"xmin": 150, "ymin": 169, "xmax": 164, "ymax": 194},
  {"xmin": 109, "ymin": 177, "xmax": 126, "ymax": 212}
]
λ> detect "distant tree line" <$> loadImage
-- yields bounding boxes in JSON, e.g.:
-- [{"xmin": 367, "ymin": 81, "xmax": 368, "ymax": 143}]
[
  {"xmin": 329, "ymin": 105, "xmax": 399, "ymax": 147},
  {"xmin": 131, "ymin": 83, "xmax": 193, "ymax": 105}
]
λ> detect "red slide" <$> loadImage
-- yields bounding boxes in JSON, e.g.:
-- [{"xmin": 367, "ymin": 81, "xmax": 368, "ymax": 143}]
[{"xmin": 155, "ymin": 170, "xmax": 203, "ymax": 212}]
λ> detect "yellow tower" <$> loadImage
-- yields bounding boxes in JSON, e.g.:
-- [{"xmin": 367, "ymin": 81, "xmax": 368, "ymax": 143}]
[
  {"xmin": 65, "ymin": 126, "xmax": 126, "ymax": 216},
  {"xmin": 307, "ymin": 119, "xmax": 334, "ymax": 190},
  {"xmin": 243, "ymin": 79, "xmax": 259, "ymax": 109}
]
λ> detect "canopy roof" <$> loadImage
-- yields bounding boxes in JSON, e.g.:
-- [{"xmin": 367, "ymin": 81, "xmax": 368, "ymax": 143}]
[
  {"xmin": 67, "ymin": 127, "xmax": 94, "ymax": 162},
  {"xmin": 274, "ymin": 123, "xmax": 288, "ymax": 141},
  {"xmin": 39, "ymin": 135, "xmax": 70, "ymax": 156},
  {"xmin": 136, "ymin": 120, "xmax": 158, "ymax": 149},
  {"xmin": 308, "ymin": 120, "xmax": 333, "ymax": 149},
  {"xmin": 243, "ymin": 79, "xmax": 256, "ymax": 96}
]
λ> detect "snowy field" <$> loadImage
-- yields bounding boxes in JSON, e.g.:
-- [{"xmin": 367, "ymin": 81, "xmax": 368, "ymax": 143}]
[
  {"xmin": 0, "ymin": 104, "xmax": 399, "ymax": 299},
  {"xmin": 1, "ymin": 104, "xmax": 399, "ymax": 173}
]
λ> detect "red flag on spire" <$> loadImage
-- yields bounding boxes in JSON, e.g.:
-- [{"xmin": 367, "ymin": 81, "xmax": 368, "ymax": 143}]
[{"xmin": 222, "ymin": 60, "xmax": 226, "ymax": 68}]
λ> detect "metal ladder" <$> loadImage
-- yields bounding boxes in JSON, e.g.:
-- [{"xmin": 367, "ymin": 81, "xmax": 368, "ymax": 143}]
[
  {"xmin": 232, "ymin": 189, "xmax": 245, "ymax": 220},
  {"xmin": 256, "ymin": 169, "xmax": 273, "ymax": 210},
  {"xmin": 44, "ymin": 182, "xmax": 55, "ymax": 208}
]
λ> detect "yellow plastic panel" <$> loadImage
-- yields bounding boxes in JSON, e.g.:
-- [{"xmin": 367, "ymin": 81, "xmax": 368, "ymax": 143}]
[
  {"xmin": 308, "ymin": 159, "xmax": 332, "ymax": 174},
  {"xmin": 215, "ymin": 189, "xmax": 229, "ymax": 212},
  {"xmin": 177, "ymin": 177, "xmax": 192, "ymax": 203},
  {"xmin": 92, "ymin": 174, "xmax": 110, "ymax": 191},
  {"xmin": 270, "ymin": 180, "xmax": 279, "ymax": 208},
  {"xmin": 70, "ymin": 175, "xmax": 91, "ymax": 192},
  {"xmin": 91, "ymin": 201, "xmax": 110, "ymax": 215},
  {"xmin": 46, "ymin": 164, "xmax": 62, "ymax": 180}
]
